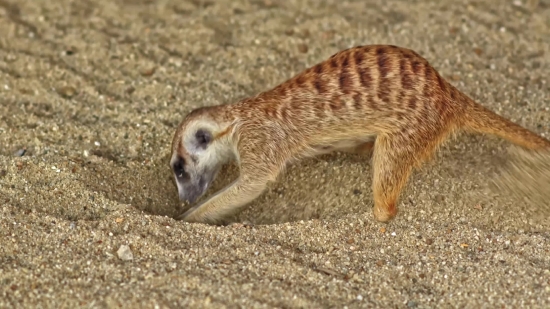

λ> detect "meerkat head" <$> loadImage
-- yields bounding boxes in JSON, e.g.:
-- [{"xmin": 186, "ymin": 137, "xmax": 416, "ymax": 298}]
[{"xmin": 170, "ymin": 108, "xmax": 234, "ymax": 204}]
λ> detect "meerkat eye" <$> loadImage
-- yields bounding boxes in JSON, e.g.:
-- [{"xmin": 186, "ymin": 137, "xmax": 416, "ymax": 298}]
[{"xmin": 195, "ymin": 129, "xmax": 212, "ymax": 148}]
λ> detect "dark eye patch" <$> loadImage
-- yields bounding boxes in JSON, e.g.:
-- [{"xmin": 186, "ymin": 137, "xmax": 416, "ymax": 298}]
[
  {"xmin": 172, "ymin": 156, "xmax": 189, "ymax": 180},
  {"xmin": 195, "ymin": 129, "xmax": 212, "ymax": 148}
]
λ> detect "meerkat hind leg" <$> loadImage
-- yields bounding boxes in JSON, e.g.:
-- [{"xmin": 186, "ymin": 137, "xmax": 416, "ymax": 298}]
[{"xmin": 371, "ymin": 134, "xmax": 441, "ymax": 222}]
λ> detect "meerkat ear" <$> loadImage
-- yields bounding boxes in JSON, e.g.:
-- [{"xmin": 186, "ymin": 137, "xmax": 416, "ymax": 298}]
[{"xmin": 195, "ymin": 129, "xmax": 212, "ymax": 149}]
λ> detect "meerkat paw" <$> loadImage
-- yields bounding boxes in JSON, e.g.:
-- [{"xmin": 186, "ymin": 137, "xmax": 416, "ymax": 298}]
[
  {"xmin": 176, "ymin": 208, "xmax": 216, "ymax": 224},
  {"xmin": 177, "ymin": 210, "xmax": 222, "ymax": 225},
  {"xmin": 373, "ymin": 202, "xmax": 397, "ymax": 223},
  {"xmin": 175, "ymin": 208, "xmax": 198, "ymax": 222},
  {"xmin": 175, "ymin": 203, "xmax": 209, "ymax": 223}
]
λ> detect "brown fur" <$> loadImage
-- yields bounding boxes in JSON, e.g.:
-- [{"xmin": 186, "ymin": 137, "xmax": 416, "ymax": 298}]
[{"xmin": 170, "ymin": 45, "xmax": 550, "ymax": 224}]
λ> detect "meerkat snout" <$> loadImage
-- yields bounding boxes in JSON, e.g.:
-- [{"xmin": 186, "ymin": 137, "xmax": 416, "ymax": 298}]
[
  {"xmin": 170, "ymin": 125, "xmax": 217, "ymax": 203},
  {"xmin": 170, "ymin": 155, "xmax": 197, "ymax": 203}
]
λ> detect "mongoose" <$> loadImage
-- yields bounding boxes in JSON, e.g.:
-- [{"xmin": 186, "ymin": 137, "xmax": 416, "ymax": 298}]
[{"xmin": 170, "ymin": 44, "xmax": 550, "ymax": 225}]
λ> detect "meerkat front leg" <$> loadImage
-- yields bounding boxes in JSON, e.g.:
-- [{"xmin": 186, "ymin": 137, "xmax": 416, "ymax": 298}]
[
  {"xmin": 177, "ymin": 155, "xmax": 285, "ymax": 224},
  {"xmin": 177, "ymin": 178, "xmax": 267, "ymax": 224}
]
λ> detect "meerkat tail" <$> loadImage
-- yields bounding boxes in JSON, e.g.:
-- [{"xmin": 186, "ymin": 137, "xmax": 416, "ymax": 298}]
[{"xmin": 462, "ymin": 102, "xmax": 550, "ymax": 150}]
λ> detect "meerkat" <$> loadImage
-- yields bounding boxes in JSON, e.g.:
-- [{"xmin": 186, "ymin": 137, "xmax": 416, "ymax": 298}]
[{"xmin": 170, "ymin": 44, "xmax": 550, "ymax": 225}]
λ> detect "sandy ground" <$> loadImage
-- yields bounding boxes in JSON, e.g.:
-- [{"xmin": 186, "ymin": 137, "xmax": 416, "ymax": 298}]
[{"xmin": 1, "ymin": 0, "xmax": 550, "ymax": 308}]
